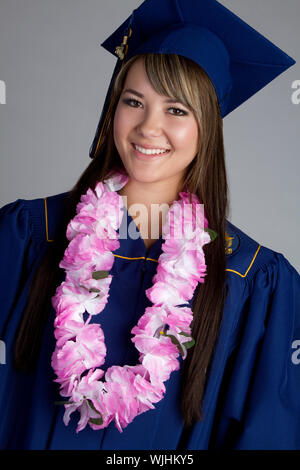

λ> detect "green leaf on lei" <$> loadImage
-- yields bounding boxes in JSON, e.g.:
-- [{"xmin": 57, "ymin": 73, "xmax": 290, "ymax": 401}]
[
  {"xmin": 204, "ymin": 228, "xmax": 218, "ymax": 242},
  {"xmin": 162, "ymin": 333, "xmax": 185, "ymax": 357},
  {"xmin": 92, "ymin": 270, "xmax": 110, "ymax": 280},
  {"xmin": 87, "ymin": 399, "xmax": 103, "ymax": 426},
  {"xmin": 178, "ymin": 331, "xmax": 195, "ymax": 350},
  {"xmin": 89, "ymin": 287, "xmax": 100, "ymax": 293},
  {"xmin": 160, "ymin": 331, "xmax": 195, "ymax": 356},
  {"xmin": 87, "ymin": 399, "xmax": 102, "ymax": 417},
  {"xmin": 182, "ymin": 338, "xmax": 195, "ymax": 349},
  {"xmin": 89, "ymin": 417, "xmax": 103, "ymax": 426}
]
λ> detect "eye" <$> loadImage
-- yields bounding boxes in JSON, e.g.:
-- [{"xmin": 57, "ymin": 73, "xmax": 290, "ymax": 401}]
[
  {"xmin": 122, "ymin": 98, "xmax": 142, "ymax": 108},
  {"xmin": 122, "ymin": 97, "xmax": 188, "ymax": 116},
  {"xmin": 168, "ymin": 107, "xmax": 188, "ymax": 116}
]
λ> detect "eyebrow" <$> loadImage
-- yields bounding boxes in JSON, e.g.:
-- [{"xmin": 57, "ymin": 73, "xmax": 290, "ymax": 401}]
[{"xmin": 123, "ymin": 88, "xmax": 185, "ymax": 105}]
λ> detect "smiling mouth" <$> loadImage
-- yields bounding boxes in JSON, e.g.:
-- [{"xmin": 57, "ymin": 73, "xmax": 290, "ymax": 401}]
[{"xmin": 132, "ymin": 143, "xmax": 171, "ymax": 156}]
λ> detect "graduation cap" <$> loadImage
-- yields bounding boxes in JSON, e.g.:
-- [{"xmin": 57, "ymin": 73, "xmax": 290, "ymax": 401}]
[{"xmin": 89, "ymin": 0, "xmax": 295, "ymax": 158}]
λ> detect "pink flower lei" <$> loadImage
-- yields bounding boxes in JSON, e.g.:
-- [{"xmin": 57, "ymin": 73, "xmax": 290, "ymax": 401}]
[{"xmin": 51, "ymin": 168, "xmax": 213, "ymax": 433}]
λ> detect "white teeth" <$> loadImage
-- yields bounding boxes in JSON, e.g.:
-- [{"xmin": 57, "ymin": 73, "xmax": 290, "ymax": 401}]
[{"xmin": 134, "ymin": 144, "xmax": 169, "ymax": 155}]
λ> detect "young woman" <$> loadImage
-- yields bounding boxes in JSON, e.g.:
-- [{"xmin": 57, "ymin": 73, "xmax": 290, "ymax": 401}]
[{"xmin": 0, "ymin": 0, "xmax": 299, "ymax": 450}]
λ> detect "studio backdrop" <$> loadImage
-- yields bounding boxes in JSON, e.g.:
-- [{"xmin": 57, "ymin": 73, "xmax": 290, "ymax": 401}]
[{"xmin": 0, "ymin": 0, "xmax": 299, "ymax": 271}]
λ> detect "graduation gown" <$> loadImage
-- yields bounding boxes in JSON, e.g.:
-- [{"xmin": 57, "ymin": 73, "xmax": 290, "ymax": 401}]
[{"xmin": 0, "ymin": 191, "xmax": 299, "ymax": 450}]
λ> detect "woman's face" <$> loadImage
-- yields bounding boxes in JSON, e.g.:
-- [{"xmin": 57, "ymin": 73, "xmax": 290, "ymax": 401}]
[{"xmin": 113, "ymin": 57, "xmax": 199, "ymax": 190}]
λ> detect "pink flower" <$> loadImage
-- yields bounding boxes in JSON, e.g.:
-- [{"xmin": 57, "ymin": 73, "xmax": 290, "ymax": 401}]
[
  {"xmin": 132, "ymin": 334, "xmax": 178, "ymax": 357},
  {"xmin": 94, "ymin": 192, "xmax": 124, "ymax": 232},
  {"xmin": 178, "ymin": 192, "xmax": 208, "ymax": 228},
  {"xmin": 64, "ymin": 369, "xmax": 109, "ymax": 432},
  {"xmin": 60, "ymin": 233, "xmax": 117, "ymax": 274},
  {"xmin": 165, "ymin": 305, "xmax": 193, "ymax": 332},
  {"xmin": 52, "ymin": 279, "xmax": 112, "ymax": 317},
  {"xmin": 51, "ymin": 323, "xmax": 106, "ymax": 380},
  {"xmin": 142, "ymin": 352, "xmax": 180, "ymax": 383},
  {"xmin": 131, "ymin": 306, "xmax": 168, "ymax": 337},
  {"xmin": 103, "ymin": 366, "xmax": 139, "ymax": 430},
  {"xmin": 102, "ymin": 169, "xmax": 129, "ymax": 192},
  {"xmin": 66, "ymin": 214, "xmax": 96, "ymax": 240},
  {"xmin": 59, "ymin": 233, "xmax": 94, "ymax": 271},
  {"xmin": 146, "ymin": 279, "xmax": 193, "ymax": 305},
  {"xmin": 52, "ymin": 285, "xmax": 85, "ymax": 322},
  {"xmin": 159, "ymin": 239, "xmax": 207, "ymax": 280},
  {"xmin": 132, "ymin": 371, "xmax": 165, "ymax": 411},
  {"xmin": 54, "ymin": 318, "xmax": 84, "ymax": 347},
  {"xmin": 162, "ymin": 194, "xmax": 209, "ymax": 247}
]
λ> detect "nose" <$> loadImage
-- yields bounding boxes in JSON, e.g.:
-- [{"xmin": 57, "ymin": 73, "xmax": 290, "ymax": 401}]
[{"xmin": 136, "ymin": 108, "xmax": 164, "ymax": 138}]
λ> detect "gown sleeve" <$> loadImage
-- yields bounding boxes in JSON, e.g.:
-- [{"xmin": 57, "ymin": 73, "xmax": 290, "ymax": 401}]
[
  {"xmin": 0, "ymin": 199, "xmax": 49, "ymax": 449},
  {"xmin": 211, "ymin": 251, "xmax": 300, "ymax": 449},
  {"xmin": 0, "ymin": 199, "xmax": 32, "ymax": 334}
]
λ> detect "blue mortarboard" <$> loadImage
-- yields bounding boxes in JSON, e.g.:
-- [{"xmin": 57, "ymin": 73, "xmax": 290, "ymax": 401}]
[{"xmin": 89, "ymin": 0, "xmax": 295, "ymax": 158}]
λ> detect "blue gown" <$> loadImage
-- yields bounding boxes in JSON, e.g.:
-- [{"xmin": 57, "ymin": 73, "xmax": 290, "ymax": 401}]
[{"xmin": 0, "ymin": 191, "xmax": 299, "ymax": 450}]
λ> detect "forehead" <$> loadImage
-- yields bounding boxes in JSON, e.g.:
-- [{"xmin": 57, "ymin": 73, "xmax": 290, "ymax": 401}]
[
  {"xmin": 124, "ymin": 58, "xmax": 150, "ymax": 87},
  {"xmin": 123, "ymin": 57, "xmax": 178, "ymax": 102},
  {"xmin": 121, "ymin": 56, "xmax": 194, "ymax": 110}
]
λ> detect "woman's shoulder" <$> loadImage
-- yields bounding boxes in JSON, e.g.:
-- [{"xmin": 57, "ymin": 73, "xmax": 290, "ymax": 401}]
[
  {"xmin": 225, "ymin": 219, "xmax": 299, "ymax": 286},
  {"xmin": 0, "ymin": 191, "xmax": 70, "ymax": 244}
]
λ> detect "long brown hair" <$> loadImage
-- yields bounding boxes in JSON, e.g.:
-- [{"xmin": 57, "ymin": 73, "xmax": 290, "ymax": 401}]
[{"xmin": 14, "ymin": 53, "xmax": 229, "ymax": 429}]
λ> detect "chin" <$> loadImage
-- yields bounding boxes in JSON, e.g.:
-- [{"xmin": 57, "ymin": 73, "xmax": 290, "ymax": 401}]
[{"xmin": 131, "ymin": 172, "xmax": 160, "ymax": 185}]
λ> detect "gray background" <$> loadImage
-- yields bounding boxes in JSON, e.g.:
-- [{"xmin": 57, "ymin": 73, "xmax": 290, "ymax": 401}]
[{"xmin": 0, "ymin": 0, "xmax": 299, "ymax": 271}]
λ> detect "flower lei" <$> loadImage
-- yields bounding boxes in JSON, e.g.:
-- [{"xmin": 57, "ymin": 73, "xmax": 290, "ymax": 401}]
[{"xmin": 51, "ymin": 168, "xmax": 214, "ymax": 433}]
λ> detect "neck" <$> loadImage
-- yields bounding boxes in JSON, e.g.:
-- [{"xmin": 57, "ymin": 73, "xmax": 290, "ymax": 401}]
[
  {"xmin": 117, "ymin": 177, "xmax": 183, "ymax": 243},
  {"xmin": 118, "ymin": 178, "xmax": 182, "ymax": 208}
]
